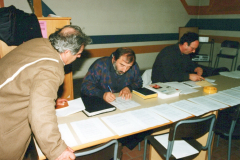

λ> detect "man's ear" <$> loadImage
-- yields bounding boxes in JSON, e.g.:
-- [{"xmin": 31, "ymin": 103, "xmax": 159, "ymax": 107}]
[
  {"xmin": 112, "ymin": 55, "xmax": 116, "ymax": 63},
  {"xmin": 60, "ymin": 50, "xmax": 71, "ymax": 62}
]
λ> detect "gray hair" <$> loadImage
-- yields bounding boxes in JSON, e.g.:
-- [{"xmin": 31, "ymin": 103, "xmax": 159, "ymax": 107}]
[{"xmin": 49, "ymin": 25, "xmax": 92, "ymax": 55}]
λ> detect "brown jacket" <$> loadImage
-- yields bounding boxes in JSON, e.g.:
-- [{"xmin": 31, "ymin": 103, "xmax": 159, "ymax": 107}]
[{"xmin": 0, "ymin": 38, "xmax": 67, "ymax": 160}]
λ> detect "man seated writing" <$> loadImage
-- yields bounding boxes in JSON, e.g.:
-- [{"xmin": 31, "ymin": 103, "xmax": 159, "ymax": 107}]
[
  {"xmin": 81, "ymin": 47, "xmax": 143, "ymax": 102},
  {"xmin": 151, "ymin": 32, "xmax": 205, "ymax": 83}
]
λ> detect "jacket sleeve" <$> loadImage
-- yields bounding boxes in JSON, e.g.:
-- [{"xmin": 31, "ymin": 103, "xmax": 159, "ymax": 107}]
[
  {"xmin": 80, "ymin": 62, "xmax": 106, "ymax": 98},
  {"xmin": 126, "ymin": 63, "xmax": 143, "ymax": 91},
  {"xmin": 28, "ymin": 66, "xmax": 67, "ymax": 160}
]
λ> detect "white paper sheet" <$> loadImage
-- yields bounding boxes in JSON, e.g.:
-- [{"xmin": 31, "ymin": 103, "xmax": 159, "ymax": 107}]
[
  {"xmin": 70, "ymin": 117, "xmax": 114, "ymax": 144},
  {"xmin": 181, "ymin": 81, "xmax": 201, "ymax": 88},
  {"xmin": 170, "ymin": 100, "xmax": 211, "ymax": 116},
  {"xmin": 56, "ymin": 98, "xmax": 85, "ymax": 117},
  {"xmin": 101, "ymin": 112, "xmax": 144, "ymax": 136},
  {"xmin": 154, "ymin": 133, "xmax": 199, "ymax": 159},
  {"xmin": 110, "ymin": 97, "xmax": 140, "ymax": 110},
  {"xmin": 126, "ymin": 108, "xmax": 170, "ymax": 129},
  {"xmin": 219, "ymin": 71, "xmax": 240, "ymax": 79},
  {"xmin": 219, "ymin": 89, "xmax": 240, "ymax": 99},
  {"xmin": 231, "ymin": 86, "xmax": 240, "ymax": 92},
  {"xmin": 206, "ymin": 93, "xmax": 240, "ymax": 106},
  {"xmin": 149, "ymin": 104, "xmax": 192, "ymax": 122},
  {"xmin": 205, "ymin": 78, "xmax": 216, "ymax": 83},
  {"xmin": 188, "ymin": 96, "xmax": 228, "ymax": 110},
  {"xmin": 58, "ymin": 124, "xmax": 78, "ymax": 147},
  {"xmin": 164, "ymin": 82, "xmax": 199, "ymax": 94}
]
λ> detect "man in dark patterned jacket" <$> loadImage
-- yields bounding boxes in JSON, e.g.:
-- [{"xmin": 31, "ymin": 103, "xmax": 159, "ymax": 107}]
[{"xmin": 81, "ymin": 47, "xmax": 143, "ymax": 102}]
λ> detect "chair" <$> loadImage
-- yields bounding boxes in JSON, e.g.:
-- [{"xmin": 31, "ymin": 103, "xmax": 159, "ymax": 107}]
[
  {"xmin": 214, "ymin": 40, "xmax": 239, "ymax": 71},
  {"xmin": 214, "ymin": 105, "xmax": 240, "ymax": 160},
  {"xmin": 237, "ymin": 65, "xmax": 240, "ymax": 71},
  {"xmin": 74, "ymin": 139, "xmax": 119, "ymax": 160},
  {"xmin": 142, "ymin": 69, "xmax": 152, "ymax": 87},
  {"xmin": 143, "ymin": 114, "xmax": 216, "ymax": 160}
]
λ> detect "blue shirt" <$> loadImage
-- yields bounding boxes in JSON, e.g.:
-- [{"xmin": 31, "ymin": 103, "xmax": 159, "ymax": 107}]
[{"xmin": 81, "ymin": 56, "xmax": 143, "ymax": 98}]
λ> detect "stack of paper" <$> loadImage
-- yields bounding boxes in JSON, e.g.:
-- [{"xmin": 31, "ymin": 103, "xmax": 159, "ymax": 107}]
[
  {"xmin": 206, "ymin": 93, "xmax": 240, "ymax": 106},
  {"xmin": 188, "ymin": 96, "xmax": 229, "ymax": 111},
  {"xmin": 101, "ymin": 112, "xmax": 144, "ymax": 136},
  {"xmin": 58, "ymin": 124, "xmax": 78, "ymax": 147},
  {"xmin": 70, "ymin": 118, "xmax": 114, "ymax": 144},
  {"xmin": 170, "ymin": 100, "xmax": 211, "ymax": 116},
  {"xmin": 110, "ymin": 97, "xmax": 140, "ymax": 110},
  {"xmin": 219, "ymin": 71, "xmax": 240, "ymax": 79},
  {"xmin": 145, "ymin": 82, "xmax": 181, "ymax": 99},
  {"xmin": 219, "ymin": 89, "xmax": 240, "ymax": 99},
  {"xmin": 181, "ymin": 81, "xmax": 201, "ymax": 88},
  {"xmin": 149, "ymin": 104, "xmax": 192, "ymax": 122},
  {"xmin": 56, "ymin": 98, "xmax": 85, "ymax": 117},
  {"xmin": 164, "ymin": 82, "xmax": 199, "ymax": 95},
  {"xmin": 126, "ymin": 108, "xmax": 170, "ymax": 128}
]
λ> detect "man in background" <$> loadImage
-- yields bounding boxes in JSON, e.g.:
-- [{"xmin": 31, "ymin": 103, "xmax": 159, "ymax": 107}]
[
  {"xmin": 0, "ymin": 25, "xmax": 91, "ymax": 160},
  {"xmin": 81, "ymin": 47, "xmax": 143, "ymax": 102},
  {"xmin": 151, "ymin": 32, "xmax": 204, "ymax": 83}
]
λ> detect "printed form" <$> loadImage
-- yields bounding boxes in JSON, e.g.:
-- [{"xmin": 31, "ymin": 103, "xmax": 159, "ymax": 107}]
[
  {"xmin": 206, "ymin": 93, "xmax": 240, "ymax": 106},
  {"xmin": 149, "ymin": 104, "xmax": 192, "ymax": 122},
  {"xmin": 126, "ymin": 108, "xmax": 170, "ymax": 129},
  {"xmin": 170, "ymin": 100, "xmax": 211, "ymax": 116},
  {"xmin": 219, "ymin": 89, "xmax": 240, "ymax": 99},
  {"xmin": 110, "ymin": 97, "xmax": 140, "ymax": 110},
  {"xmin": 70, "ymin": 117, "xmax": 114, "ymax": 144},
  {"xmin": 101, "ymin": 112, "xmax": 144, "ymax": 136},
  {"xmin": 188, "ymin": 96, "xmax": 228, "ymax": 111}
]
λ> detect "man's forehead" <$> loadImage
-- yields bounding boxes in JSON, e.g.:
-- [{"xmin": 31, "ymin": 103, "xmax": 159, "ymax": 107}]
[{"xmin": 118, "ymin": 55, "xmax": 134, "ymax": 66}]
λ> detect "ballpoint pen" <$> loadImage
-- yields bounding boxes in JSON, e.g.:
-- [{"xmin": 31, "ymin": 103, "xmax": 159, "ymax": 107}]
[
  {"xmin": 108, "ymin": 85, "xmax": 116, "ymax": 101},
  {"xmin": 108, "ymin": 85, "xmax": 113, "ymax": 93}
]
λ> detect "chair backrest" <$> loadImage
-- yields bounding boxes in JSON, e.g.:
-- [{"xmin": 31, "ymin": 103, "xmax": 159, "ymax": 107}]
[
  {"xmin": 221, "ymin": 40, "xmax": 239, "ymax": 49},
  {"xmin": 232, "ymin": 105, "xmax": 240, "ymax": 121},
  {"xmin": 167, "ymin": 114, "xmax": 216, "ymax": 158},
  {"xmin": 142, "ymin": 69, "xmax": 152, "ymax": 87},
  {"xmin": 74, "ymin": 139, "xmax": 118, "ymax": 160},
  {"xmin": 220, "ymin": 40, "xmax": 239, "ymax": 56}
]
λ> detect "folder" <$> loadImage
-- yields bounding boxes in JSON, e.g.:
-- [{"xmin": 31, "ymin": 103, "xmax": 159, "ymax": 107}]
[
  {"xmin": 133, "ymin": 87, "xmax": 158, "ymax": 99},
  {"xmin": 81, "ymin": 95, "xmax": 116, "ymax": 117}
]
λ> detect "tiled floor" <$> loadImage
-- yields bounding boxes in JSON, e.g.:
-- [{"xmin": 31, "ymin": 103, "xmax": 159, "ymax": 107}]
[{"xmin": 120, "ymin": 137, "xmax": 240, "ymax": 160}]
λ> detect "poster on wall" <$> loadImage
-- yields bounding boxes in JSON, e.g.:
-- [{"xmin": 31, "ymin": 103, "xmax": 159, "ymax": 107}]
[{"xmin": 39, "ymin": 21, "xmax": 47, "ymax": 38}]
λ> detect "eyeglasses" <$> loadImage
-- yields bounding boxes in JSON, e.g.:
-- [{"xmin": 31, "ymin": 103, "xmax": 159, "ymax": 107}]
[{"xmin": 189, "ymin": 46, "xmax": 197, "ymax": 50}]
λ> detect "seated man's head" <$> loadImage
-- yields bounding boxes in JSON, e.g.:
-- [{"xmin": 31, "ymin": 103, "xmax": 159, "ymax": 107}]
[
  {"xmin": 179, "ymin": 32, "xmax": 199, "ymax": 55},
  {"xmin": 112, "ymin": 47, "xmax": 136, "ymax": 75}
]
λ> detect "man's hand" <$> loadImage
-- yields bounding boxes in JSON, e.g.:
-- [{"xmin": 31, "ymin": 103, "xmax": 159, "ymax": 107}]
[
  {"xmin": 56, "ymin": 98, "xmax": 68, "ymax": 106},
  {"xmin": 103, "ymin": 92, "xmax": 116, "ymax": 102},
  {"xmin": 119, "ymin": 87, "xmax": 132, "ymax": 100},
  {"xmin": 189, "ymin": 74, "xmax": 205, "ymax": 81},
  {"xmin": 194, "ymin": 67, "xmax": 203, "ymax": 76},
  {"xmin": 55, "ymin": 147, "xmax": 75, "ymax": 160}
]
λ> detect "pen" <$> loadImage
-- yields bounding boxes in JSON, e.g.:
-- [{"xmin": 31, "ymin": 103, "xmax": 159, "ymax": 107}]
[
  {"xmin": 108, "ymin": 85, "xmax": 116, "ymax": 102},
  {"xmin": 108, "ymin": 85, "xmax": 113, "ymax": 93}
]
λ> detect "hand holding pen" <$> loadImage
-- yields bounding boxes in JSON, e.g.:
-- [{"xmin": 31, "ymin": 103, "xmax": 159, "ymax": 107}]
[{"xmin": 103, "ymin": 85, "xmax": 116, "ymax": 102}]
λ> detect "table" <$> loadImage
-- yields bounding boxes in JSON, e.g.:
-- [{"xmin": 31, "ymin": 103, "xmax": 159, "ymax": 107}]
[{"xmin": 37, "ymin": 75, "xmax": 240, "ymax": 160}]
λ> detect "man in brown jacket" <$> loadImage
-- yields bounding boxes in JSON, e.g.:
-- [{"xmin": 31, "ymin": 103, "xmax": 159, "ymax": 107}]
[{"xmin": 0, "ymin": 25, "xmax": 91, "ymax": 160}]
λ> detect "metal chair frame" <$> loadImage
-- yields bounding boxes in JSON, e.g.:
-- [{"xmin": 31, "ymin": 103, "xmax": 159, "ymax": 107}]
[
  {"xmin": 143, "ymin": 114, "xmax": 216, "ymax": 160},
  {"xmin": 74, "ymin": 139, "xmax": 118, "ymax": 160},
  {"xmin": 214, "ymin": 40, "xmax": 239, "ymax": 71},
  {"xmin": 214, "ymin": 105, "xmax": 240, "ymax": 160}
]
